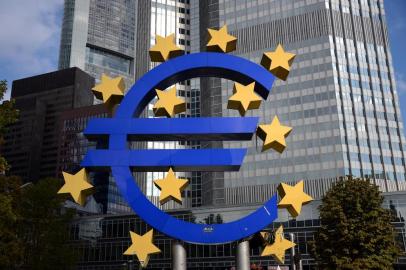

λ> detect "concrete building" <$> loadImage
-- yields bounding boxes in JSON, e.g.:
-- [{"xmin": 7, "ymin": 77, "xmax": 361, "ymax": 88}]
[{"xmin": 2, "ymin": 67, "xmax": 94, "ymax": 181}]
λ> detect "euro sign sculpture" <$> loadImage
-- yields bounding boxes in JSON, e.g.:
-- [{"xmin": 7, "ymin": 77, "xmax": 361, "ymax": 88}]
[
  {"xmin": 58, "ymin": 28, "xmax": 312, "ymax": 267},
  {"xmin": 81, "ymin": 52, "xmax": 278, "ymax": 244}
]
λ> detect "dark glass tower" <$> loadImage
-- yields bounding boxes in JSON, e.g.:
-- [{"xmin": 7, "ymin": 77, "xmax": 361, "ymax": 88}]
[
  {"xmin": 57, "ymin": 104, "xmax": 132, "ymax": 213},
  {"xmin": 3, "ymin": 67, "xmax": 94, "ymax": 182}
]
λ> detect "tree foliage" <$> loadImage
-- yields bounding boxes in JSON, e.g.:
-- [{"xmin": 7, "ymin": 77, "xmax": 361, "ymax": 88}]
[
  {"xmin": 19, "ymin": 178, "xmax": 77, "ymax": 270},
  {"xmin": 0, "ymin": 175, "xmax": 23, "ymax": 269},
  {"xmin": 310, "ymin": 177, "xmax": 400, "ymax": 269},
  {"xmin": 0, "ymin": 177, "xmax": 76, "ymax": 269},
  {"xmin": 0, "ymin": 81, "xmax": 75, "ymax": 268},
  {"xmin": 0, "ymin": 80, "xmax": 19, "ymax": 172}
]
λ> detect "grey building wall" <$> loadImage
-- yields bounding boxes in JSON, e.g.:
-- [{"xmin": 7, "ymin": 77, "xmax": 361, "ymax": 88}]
[{"xmin": 134, "ymin": 0, "xmax": 151, "ymax": 81}]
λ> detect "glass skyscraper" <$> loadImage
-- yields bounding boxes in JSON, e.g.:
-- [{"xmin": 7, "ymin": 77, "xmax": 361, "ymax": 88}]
[
  {"xmin": 133, "ymin": 0, "xmax": 201, "ymax": 209},
  {"xmin": 199, "ymin": 0, "xmax": 406, "ymax": 206},
  {"xmin": 58, "ymin": 0, "xmax": 199, "ymax": 211},
  {"xmin": 58, "ymin": 0, "xmax": 139, "ymax": 213},
  {"xmin": 58, "ymin": 0, "xmax": 137, "ymax": 86}
]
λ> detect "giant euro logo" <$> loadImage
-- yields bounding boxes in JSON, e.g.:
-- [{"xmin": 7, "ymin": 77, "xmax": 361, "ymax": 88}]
[{"xmin": 58, "ymin": 26, "xmax": 313, "ymax": 267}]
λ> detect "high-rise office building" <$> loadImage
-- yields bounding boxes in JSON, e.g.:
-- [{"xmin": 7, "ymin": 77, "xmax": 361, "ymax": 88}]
[
  {"xmin": 199, "ymin": 0, "xmax": 406, "ymax": 206},
  {"xmin": 2, "ymin": 67, "xmax": 94, "ymax": 181},
  {"xmin": 55, "ymin": 0, "xmax": 406, "ymax": 207},
  {"xmin": 133, "ymin": 0, "xmax": 201, "ymax": 209},
  {"xmin": 58, "ymin": 0, "xmax": 139, "ymax": 213},
  {"xmin": 58, "ymin": 0, "xmax": 137, "ymax": 86},
  {"xmin": 58, "ymin": 0, "xmax": 199, "ymax": 210},
  {"xmin": 64, "ymin": 1, "xmax": 406, "ymax": 269}
]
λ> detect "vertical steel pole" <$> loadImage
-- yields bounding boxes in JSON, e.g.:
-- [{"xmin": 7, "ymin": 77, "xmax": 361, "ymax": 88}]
[
  {"xmin": 236, "ymin": 240, "xmax": 250, "ymax": 270},
  {"xmin": 289, "ymin": 233, "xmax": 296, "ymax": 270},
  {"xmin": 172, "ymin": 240, "xmax": 187, "ymax": 270}
]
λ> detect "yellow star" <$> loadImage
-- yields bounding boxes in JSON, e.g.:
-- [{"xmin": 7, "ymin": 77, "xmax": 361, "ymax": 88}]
[
  {"xmin": 57, "ymin": 169, "xmax": 93, "ymax": 206},
  {"xmin": 261, "ymin": 226, "xmax": 295, "ymax": 264},
  {"xmin": 278, "ymin": 180, "xmax": 313, "ymax": 217},
  {"xmin": 123, "ymin": 229, "xmax": 161, "ymax": 268},
  {"xmin": 227, "ymin": 82, "xmax": 262, "ymax": 116},
  {"xmin": 92, "ymin": 74, "xmax": 125, "ymax": 110},
  {"xmin": 149, "ymin": 34, "xmax": 184, "ymax": 62},
  {"xmin": 153, "ymin": 87, "xmax": 186, "ymax": 118},
  {"xmin": 256, "ymin": 116, "xmax": 292, "ymax": 153},
  {"xmin": 207, "ymin": 25, "xmax": 237, "ymax": 53},
  {"xmin": 153, "ymin": 168, "xmax": 189, "ymax": 205},
  {"xmin": 261, "ymin": 44, "xmax": 296, "ymax": 81}
]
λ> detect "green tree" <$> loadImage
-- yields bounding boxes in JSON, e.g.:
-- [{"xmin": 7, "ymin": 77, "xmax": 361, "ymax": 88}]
[
  {"xmin": 0, "ymin": 80, "xmax": 19, "ymax": 172},
  {"xmin": 0, "ymin": 81, "xmax": 21, "ymax": 268},
  {"xmin": 310, "ymin": 177, "xmax": 400, "ymax": 269},
  {"xmin": 0, "ymin": 175, "xmax": 24, "ymax": 269},
  {"xmin": 0, "ymin": 177, "xmax": 77, "ymax": 269},
  {"xmin": 0, "ymin": 81, "xmax": 76, "ymax": 268},
  {"xmin": 19, "ymin": 178, "xmax": 77, "ymax": 270}
]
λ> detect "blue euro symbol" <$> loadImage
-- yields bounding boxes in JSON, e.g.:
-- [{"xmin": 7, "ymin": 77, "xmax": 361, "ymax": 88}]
[{"xmin": 82, "ymin": 52, "xmax": 278, "ymax": 244}]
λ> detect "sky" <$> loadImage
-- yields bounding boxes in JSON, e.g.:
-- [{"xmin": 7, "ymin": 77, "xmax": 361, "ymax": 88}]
[
  {"xmin": 385, "ymin": 0, "xmax": 406, "ymax": 125},
  {"xmin": 0, "ymin": 0, "xmax": 405, "ymax": 130},
  {"xmin": 0, "ymin": 0, "xmax": 63, "ymax": 97}
]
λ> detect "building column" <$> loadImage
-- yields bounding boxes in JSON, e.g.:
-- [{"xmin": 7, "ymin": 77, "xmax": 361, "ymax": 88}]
[
  {"xmin": 172, "ymin": 240, "xmax": 187, "ymax": 270},
  {"xmin": 236, "ymin": 239, "xmax": 250, "ymax": 270}
]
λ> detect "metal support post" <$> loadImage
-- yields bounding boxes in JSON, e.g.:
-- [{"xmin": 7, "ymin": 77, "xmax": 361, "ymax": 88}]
[
  {"xmin": 289, "ymin": 233, "xmax": 296, "ymax": 270},
  {"xmin": 236, "ymin": 239, "xmax": 250, "ymax": 270},
  {"xmin": 172, "ymin": 240, "xmax": 187, "ymax": 270}
]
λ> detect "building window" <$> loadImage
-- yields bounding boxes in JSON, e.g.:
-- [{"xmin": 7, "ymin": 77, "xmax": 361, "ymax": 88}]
[{"xmin": 85, "ymin": 47, "xmax": 131, "ymax": 75}]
